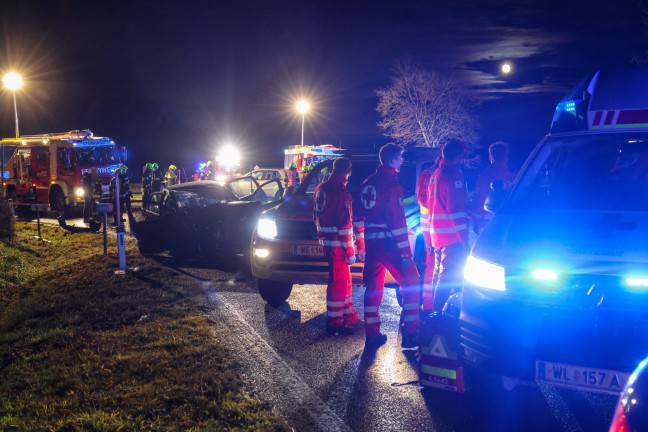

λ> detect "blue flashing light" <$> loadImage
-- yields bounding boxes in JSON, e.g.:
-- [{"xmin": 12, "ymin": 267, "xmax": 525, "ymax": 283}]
[
  {"xmin": 555, "ymin": 100, "xmax": 577, "ymax": 116},
  {"xmin": 625, "ymin": 277, "xmax": 648, "ymax": 289},
  {"xmin": 531, "ymin": 269, "xmax": 558, "ymax": 281}
]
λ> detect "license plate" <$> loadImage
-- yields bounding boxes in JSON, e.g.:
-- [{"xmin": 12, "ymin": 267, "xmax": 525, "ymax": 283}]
[
  {"xmin": 535, "ymin": 360, "xmax": 630, "ymax": 395},
  {"xmin": 293, "ymin": 244, "xmax": 325, "ymax": 257}
]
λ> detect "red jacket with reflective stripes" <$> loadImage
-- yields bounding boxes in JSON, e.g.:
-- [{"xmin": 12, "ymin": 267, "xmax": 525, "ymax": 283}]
[
  {"xmin": 313, "ymin": 172, "xmax": 363, "ymax": 258},
  {"xmin": 427, "ymin": 159, "xmax": 468, "ymax": 248},
  {"xmin": 471, "ymin": 161, "xmax": 516, "ymax": 218},
  {"xmin": 357, "ymin": 165, "xmax": 411, "ymax": 258}
]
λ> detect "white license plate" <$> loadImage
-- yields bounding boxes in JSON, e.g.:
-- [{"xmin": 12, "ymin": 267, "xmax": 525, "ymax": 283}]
[
  {"xmin": 535, "ymin": 360, "xmax": 630, "ymax": 395},
  {"xmin": 293, "ymin": 244, "xmax": 325, "ymax": 257}
]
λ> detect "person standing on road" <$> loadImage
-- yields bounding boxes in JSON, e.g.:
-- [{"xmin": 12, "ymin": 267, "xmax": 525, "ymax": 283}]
[
  {"xmin": 110, "ymin": 164, "xmax": 134, "ymax": 226},
  {"xmin": 165, "ymin": 164, "xmax": 179, "ymax": 187},
  {"xmin": 357, "ymin": 144, "xmax": 421, "ymax": 350},
  {"xmin": 82, "ymin": 170, "xmax": 96, "ymax": 223},
  {"xmin": 286, "ymin": 162, "xmax": 299, "ymax": 187},
  {"xmin": 427, "ymin": 140, "xmax": 469, "ymax": 313},
  {"xmin": 141, "ymin": 163, "xmax": 153, "ymax": 214},
  {"xmin": 417, "ymin": 156, "xmax": 441, "ymax": 315},
  {"xmin": 151, "ymin": 163, "xmax": 164, "ymax": 192},
  {"xmin": 470, "ymin": 141, "xmax": 516, "ymax": 234},
  {"xmin": 313, "ymin": 157, "xmax": 363, "ymax": 336}
]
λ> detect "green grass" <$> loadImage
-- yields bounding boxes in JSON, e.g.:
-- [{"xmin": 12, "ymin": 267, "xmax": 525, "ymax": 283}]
[{"xmin": 0, "ymin": 222, "xmax": 288, "ymax": 431}]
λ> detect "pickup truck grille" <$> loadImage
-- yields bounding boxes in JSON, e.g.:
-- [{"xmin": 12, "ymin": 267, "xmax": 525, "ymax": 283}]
[{"xmin": 277, "ymin": 220, "xmax": 318, "ymax": 240}]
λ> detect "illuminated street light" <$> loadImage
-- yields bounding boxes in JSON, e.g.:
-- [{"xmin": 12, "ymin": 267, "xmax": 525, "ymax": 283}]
[
  {"xmin": 3, "ymin": 72, "xmax": 23, "ymax": 138},
  {"xmin": 296, "ymin": 100, "xmax": 310, "ymax": 146}
]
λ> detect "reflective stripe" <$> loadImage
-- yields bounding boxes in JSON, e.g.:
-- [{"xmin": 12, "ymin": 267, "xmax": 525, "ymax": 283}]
[
  {"xmin": 356, "ymin": 233, "xmax": 365, "ymax": 238},
  {"xmin": 340, "ymin": 241, "xmax": 354, "ymax": 247},
  {"xmin": 338, "ymin": 228, "xmax": 353, "ymax": 235},
  {"xmin": 365, "ymin": 317, "xmax": 381, "ymax": 324},
  {"xmin": 327, "ymin": 310, "xmax": 344, "ymax": 318},
  {"xmin": 317, "ymin": 226, "xmax": 339, "ymax": 233},
  {"xmin": 430, "ymin": 224, "xmax": 467, "ymax": 234},
  {"xmin": 327, "ymin": 300, "xmax": 345, "ymax": 307},
  {"xmin": 365, "ymin": 232, "xmax": 393, "ymax": 239},
  {"xmin": 365, "ymin": 223, "xmax": 388, "ymax": 228},
  {"xmin": 430, "ymin": 212, "xmax": 467, "ymax": 221},
  {"xmin": 420, "ymin": 206, "xmax": 429, "ymax": 214},
  {"xmin": 353, "ymin": 221, "xmax": 364, "ymax": 227},
  {"xmin": 403, "ymin": 315, "xmax": 419, "ymax": 322},
  {"xmin": 397, "ymin": 241, "xmax": 409, "ymax": 248},
  {"xmin": 321, "ymin": 240, "xmax": 342, "ymax": 246},
  {"xmin": 402, "ymin": 303, "xmax": 420, "ymax": 311},
  {"xmin": 365, "ymin": 306, "xmax": 380, "ymax": 313},
  {"xmin": 391, "ymin": 227, "xmax": 408, "ymax": 236}
]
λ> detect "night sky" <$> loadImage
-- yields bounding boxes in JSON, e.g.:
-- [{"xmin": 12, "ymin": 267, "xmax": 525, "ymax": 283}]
[{"xmin": 1, "ymin": 0, "xmax": 647, "ymax": 173}]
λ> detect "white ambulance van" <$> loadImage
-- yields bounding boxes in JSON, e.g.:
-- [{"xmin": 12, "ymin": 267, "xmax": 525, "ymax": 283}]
[{"xmin": 460, "ymin": 68, "xmax": 648, "ymax": 395}]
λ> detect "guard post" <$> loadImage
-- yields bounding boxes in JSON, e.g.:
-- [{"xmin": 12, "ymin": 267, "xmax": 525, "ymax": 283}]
[
  {"xmin": 31, "ymin": 203, "xmax": 50, "ymax": 241},
  {"xmin": 115, "ymin": 173, "xmax": 126, "ymax": 271},
  {"xmin": 96, "ymin": 202, "xmax": 113, "ymax": 255}
]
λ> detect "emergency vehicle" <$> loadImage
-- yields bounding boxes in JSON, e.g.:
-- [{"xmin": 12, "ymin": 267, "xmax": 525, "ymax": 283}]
[
  {"xmin": 460, "ymin": 68, "xmax": 648, "ymax": 395},
  {"xmin": 251, "ymin": 147, "xmax": 439, "ymax": 306},
  {"xmin": 1, "ymin": 130, "xmax": 123, "ymax": 213},
  {"xmin": 284, "ymin": 144, "xmax": 341, "ymax": 171}
]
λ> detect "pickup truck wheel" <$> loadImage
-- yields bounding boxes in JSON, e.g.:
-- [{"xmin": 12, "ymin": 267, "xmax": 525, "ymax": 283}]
[{"xmin": 258, "ymin": 279, "xmax": 292, "ymax": 307}]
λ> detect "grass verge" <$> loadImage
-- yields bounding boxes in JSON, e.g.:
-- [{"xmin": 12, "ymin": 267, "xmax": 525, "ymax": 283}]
[{"xmin": 0, "ymin": 222, "xmax": 288, "ymax": 431}]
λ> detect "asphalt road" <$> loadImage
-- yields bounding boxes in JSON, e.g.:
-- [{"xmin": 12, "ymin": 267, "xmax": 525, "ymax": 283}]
[{"xmin": 23, "ymin": 205, "xmax": 619, "ymax": 432}]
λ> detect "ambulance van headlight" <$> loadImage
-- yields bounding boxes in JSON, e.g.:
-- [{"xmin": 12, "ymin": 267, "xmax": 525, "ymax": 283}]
[
  {"xmin": 464, "ymin": 254, "xmax": 505, "ymax": 291},
  {"xmin": 257, "ymin": 217, "xmax": 278, "ymax": 240},
  {"xmin": 75, "ymin": 187, "xmax": 85, "ymax": 197}
]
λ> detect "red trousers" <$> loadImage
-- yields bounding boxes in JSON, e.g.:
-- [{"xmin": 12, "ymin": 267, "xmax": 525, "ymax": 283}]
[
  {"xmin": 362, "ymin": 242, "xmax": 420, "ymax": 337},
  {"xmin": 326, "ymin": 247, "xmax": 358, "ymax": 328}
]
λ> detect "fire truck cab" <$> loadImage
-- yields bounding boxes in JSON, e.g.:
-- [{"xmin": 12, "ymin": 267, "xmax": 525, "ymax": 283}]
[{"xmin": 1, "ymin": 130, "xmax": 123, "ymax": 214}]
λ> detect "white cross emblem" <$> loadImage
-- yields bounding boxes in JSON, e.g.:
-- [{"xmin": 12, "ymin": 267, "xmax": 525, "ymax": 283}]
[{"xmin": 361, "ymin": 185, "xmax": 377, "ymax": 209}]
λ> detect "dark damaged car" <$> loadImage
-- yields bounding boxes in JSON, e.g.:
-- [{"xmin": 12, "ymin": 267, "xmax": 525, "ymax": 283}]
[{"xmin": 136, "ymin": 180, "xmax": 280, "ymax": 261}]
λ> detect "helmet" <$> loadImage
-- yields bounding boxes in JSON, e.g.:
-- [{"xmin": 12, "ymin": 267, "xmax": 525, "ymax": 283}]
[
  {"xmin": 169, "ymin": 164, "xmax": 177, "ymax": 170},
  {"xmin": 207, "ymin": 161, "xmax": 213, "ymax": 166},
  {"xmin": 146, "ymin": 162, "xmax": 153, "ymax": 169},
  {"xmin": 290, "ymin": 162, "xmax": 297, "ymax": 169},
  {"xmin": 152, "ymin": 163, "xmax": 159, "ymax": 170}
]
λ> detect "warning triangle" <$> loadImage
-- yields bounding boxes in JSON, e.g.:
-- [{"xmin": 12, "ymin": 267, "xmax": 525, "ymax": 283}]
[{"xmin": 427, "ymin": 335, "xmax": 449, "ymax": 359}]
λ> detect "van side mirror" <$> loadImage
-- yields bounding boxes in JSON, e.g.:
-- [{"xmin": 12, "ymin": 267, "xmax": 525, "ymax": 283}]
[{"xmin": 484, "ymin": 180, "xmax": 507, "ymax": 214}]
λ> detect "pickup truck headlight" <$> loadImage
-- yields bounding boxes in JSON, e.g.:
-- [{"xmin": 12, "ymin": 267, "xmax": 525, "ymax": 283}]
[
  {"xmin": 257, "ymin": 217, "xmax": 278, "ymax": 240},
  {"xmin": 464, "ymin": 254, "xmax": 505, "ymax": 291},
  {"xmin": 74, "ymin": 187, "xmax": 85, "ymax": 197}
]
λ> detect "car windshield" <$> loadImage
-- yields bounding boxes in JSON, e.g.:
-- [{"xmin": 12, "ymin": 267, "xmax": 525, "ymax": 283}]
[
  {"xmin": 171, "ymin": 184, "xmax": 238, "ymax": 204},
  {"xmin": 511, "ymin": 133, "xmax": 648, "ymax": 212},
  {"xmin": 74, "ymin": 146, "xmax": 119, "ymax": 166}
]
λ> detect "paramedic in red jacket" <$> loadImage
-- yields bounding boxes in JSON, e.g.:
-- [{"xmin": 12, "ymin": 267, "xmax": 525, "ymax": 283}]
[
  {"xmin": 417, "ymin": 156, "xmax": 441, "ymax": 313},
  {"xmin": 358, "ymin": 144, "xmax": 420, "ymax": 349},
  {"xmin": 427, "ymin": 140, "xmax": 469, "ymax": 313},
  {"xmin": 313, "ymin": 158, "xmax": 363, "ymax": 336},
  {"xmin": 471, "ymin": 141, "xmax": 516, "ymax": 234}
]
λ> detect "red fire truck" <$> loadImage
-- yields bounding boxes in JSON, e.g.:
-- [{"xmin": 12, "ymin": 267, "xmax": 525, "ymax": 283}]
[{"xmin": 1, "ymin": 129, "xmax": 124, "ymax": 214}]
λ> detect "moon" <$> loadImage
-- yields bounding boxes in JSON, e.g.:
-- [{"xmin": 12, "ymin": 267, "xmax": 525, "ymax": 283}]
[{"xmin": 501, "ymin": 63, "xmax": 512, "ymax": 74}]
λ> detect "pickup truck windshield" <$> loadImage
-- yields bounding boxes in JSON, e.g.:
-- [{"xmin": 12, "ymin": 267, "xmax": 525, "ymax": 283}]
[{"xmin": 511, "ymin": 133, "xmax": 648, "ymax": 212}]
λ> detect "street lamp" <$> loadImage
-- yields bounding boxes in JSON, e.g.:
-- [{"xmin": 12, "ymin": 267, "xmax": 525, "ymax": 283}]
[
  {"xmin": 296, "ymin": 100, "xmax": 310, "ymax": 146},
  {"xmin": 3, "ymin": 72, "xmax": 23, "ymax": 139}
]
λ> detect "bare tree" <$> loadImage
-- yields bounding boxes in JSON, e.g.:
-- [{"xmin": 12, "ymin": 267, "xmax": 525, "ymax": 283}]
[{"xmin": 376, "ymin": 58, "xmax": 480, "ymax": 148}]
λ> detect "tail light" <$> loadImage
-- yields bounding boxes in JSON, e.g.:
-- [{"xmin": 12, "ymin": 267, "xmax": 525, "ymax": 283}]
[{"xmin": 609, "ymin": 403, "xmax": 630, "ymax": 432}]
